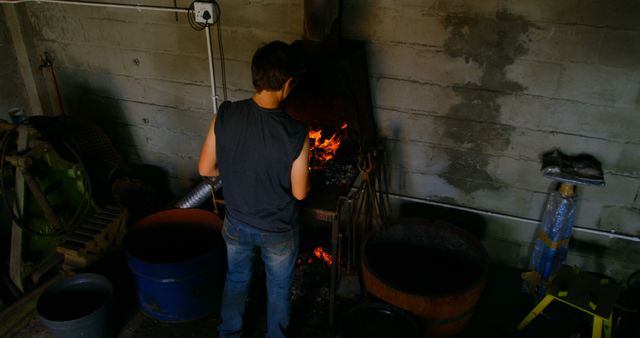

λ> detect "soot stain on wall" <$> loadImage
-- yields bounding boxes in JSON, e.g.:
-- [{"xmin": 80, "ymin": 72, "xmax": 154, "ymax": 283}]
[{"xmin": 440, "ymin": 10, "xmax": 534, "ymax": 193}]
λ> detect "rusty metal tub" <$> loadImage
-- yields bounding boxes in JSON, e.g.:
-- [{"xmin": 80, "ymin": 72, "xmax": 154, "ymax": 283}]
[{"xmin": 362, "ymin": 219, "xmax": 488, "ymax": 337}]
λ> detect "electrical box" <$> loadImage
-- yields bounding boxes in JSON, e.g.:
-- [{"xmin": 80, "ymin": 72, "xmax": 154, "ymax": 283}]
[{"xmin": 193, "ymin": 1, "xmax": 215, "ymax": 24}]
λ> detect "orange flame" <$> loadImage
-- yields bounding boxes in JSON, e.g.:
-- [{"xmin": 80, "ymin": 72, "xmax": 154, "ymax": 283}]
[
  {"xmin": 308, "ymin": 123, "xmax": 348, "ymax": 164},
  {"xmin": 313, "ymin": 246, "xmax": 333, "ymax": 266}
]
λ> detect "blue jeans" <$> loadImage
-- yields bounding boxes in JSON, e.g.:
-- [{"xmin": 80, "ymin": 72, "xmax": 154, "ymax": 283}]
[{"xmin": 218, "ymin": 217, "xmax": 298, "ymax": 338}]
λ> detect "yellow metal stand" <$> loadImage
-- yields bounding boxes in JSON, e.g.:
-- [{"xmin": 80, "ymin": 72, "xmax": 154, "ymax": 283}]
[{"xmin": 517, "ymin": 265, "xmax": 620, "ymax": 338}]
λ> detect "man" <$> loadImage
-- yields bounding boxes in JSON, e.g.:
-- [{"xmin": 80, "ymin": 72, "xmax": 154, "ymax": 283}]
[{"xmin": 198, "ymin": 40, "xmax": 310, "ymax": 338}]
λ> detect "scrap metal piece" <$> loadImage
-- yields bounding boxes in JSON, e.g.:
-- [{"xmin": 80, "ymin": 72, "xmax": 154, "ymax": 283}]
[{"xmin": 541, "ymin": 149, "xmax": 605, "ymax": 186}]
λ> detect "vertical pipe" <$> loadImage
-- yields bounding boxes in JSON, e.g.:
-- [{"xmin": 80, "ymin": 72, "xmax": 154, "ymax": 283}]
[{"xmin": 205, "ymin": 26, "xmax": 218, "ymax": 113}]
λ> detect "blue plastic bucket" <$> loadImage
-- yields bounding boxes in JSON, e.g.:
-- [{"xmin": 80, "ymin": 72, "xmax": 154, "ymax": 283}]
[
  {"xmin": 37, "ymin": 273, "xmax": 114, "ymax": 338},
  {"xmin": 123, "ymin": 209, "xmax": 225, "ymax": 322}
]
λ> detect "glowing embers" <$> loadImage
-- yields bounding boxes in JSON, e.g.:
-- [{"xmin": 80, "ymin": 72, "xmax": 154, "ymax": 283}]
[
  {"xmin": 313, "ymin": 246, "xmax": 333, "ymax": 266},
  {"xmin": 308, "ymin": 122, "xmax": 348, "ymax": 169}
]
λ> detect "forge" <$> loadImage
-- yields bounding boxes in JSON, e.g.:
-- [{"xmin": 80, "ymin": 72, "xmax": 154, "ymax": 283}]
[{"xmin": 285, "ymin": 37, "xmax": 376, "ymax": 221}]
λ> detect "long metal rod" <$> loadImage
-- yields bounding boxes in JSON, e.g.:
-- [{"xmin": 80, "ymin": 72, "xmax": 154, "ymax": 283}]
[
  {"xmin": 0, "ymin": 0, "xmax": 189, "ymax": 13},
  {"xmin": 386, "ymin": 192, "xmax": 640, "ymax": 243},
  {"xmin": 205, "ymin": 25, "xmax": 218, "ymax": 112}
]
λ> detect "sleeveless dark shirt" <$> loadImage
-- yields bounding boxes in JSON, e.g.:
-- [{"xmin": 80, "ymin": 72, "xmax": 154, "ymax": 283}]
[{"xmin": 215, "ymin": 99, "xmax": 308, "ymax": 232}]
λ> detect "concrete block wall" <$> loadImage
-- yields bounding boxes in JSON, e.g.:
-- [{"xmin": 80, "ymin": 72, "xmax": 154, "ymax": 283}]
[
  {"xmin": 342, "ymin": 0, "xmax": 640, "ymax": 279},
  {"xmin": 9, "ymin": 0, "xmax": 303, "ymax": 193},
  {"xmin": 5, "ymin": 0, "xmax": 640, "ymax": 278}
]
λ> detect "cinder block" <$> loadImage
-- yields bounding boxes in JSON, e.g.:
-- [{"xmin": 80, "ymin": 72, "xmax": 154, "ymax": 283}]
[
  {"xmin": 343, "ymin": 5, "xmax": 448, "ymax": 47},
  {"xmin": 466, "ymin": 184, "xmax": 548, "ymax": 219},
  {"xmin": 578, "ymin": 174, "xmax": 640, "ymax": 205},
  {"xmin": 107, "ymin": 100, "xmax": 211, "ymax": 135},
  {"xmin": 216, "ymin": 59, "xmax": 253, "ymax": 91},
  {"xmin": 598, "ymin": 206, "xmax": 640, "ymax": 234},
  {"xmin": 120, "ymin": 147, "xmax": 200, "ymax": 185},
  {"xmin": 505, "ymin": 59, "xmax": 563, "ymax": 97},
  {"xmin": 578, "ymin": 0, "xmax": 640, "ymax": 30},
  {"xmin": 374, "ymin": 77, "xmax": 459, "ymax": 115},
  {"xmin": 220, "ymin": 27, "xmax": 300, "ymax": 62},
  {"xmin": 555, "ymin": 63, "xmax": 640, "ymax": 108},
  {"xmin": 526, "ymin": 24, "xmax": 603, "ymax": 64},
  {"xmin": 388, "ymin": 165, "xmax": 549, "ymax": 220},
  {"xmin": 598, "ymin": 30, "xmax": 640, "ymax": 70},
  {"xmin": 367, "ymin": 42, "xmax": 483, "ymax": 85},
  {"xmin": 384, "ymin": 138, "xmax": 451, "ymax": 175},
  {"xmin": 221, "ymin": 2, "xmax": 292, "ymax": 33},
  {"xmin": 498, "ymin": 95, "xmax": 640, "ymax": 144},
  {"xmin": 111, "ymin": 122, "xmax": 201, "ymax": 156},
  {"xmin": 41, "ymin": 42, "xmax": 210, "ymax": 83},
  {"xmin": 27, "ymin": 0, "xmax": 296, "ymax": 54},
  {"xmin": 572, "ymin": 198, "xmax": 605, "ymax": 229},
  {"xmin": 30, "ymin": 12, "xmax": 89, "ymax": 42},
  {"xmin": 430, "ymin": 0, "xmax": 499, "ymax": 17},
  {"xmin": 486, "ymin": 155, "xmax": 545, "ymax": 191},
  {"xmin": 375, "ymin": 108, "xmax": 447, "ymax": 145},
  {"xmin": 483, "ymin": 216, "xmax": 538, "ymax": 243},
  {"xmin": 385, "ymin": 138, "xmax": 546, "ymax": 193},
  {"xmin": 55, "ymin": 67, "xmax": 142, "ymax": 103},
  {"xmin": 387, "ymin": 169, "xmax": 464, "ymax": 202},
  {"xmin": 90, "ymin": 20, "xmax": 204, "ymax": 54},
  {"xmin": 378, "ymin": 107, "xmax": 514, "ymax": 157},
  {"xmin": 499, "ymin": 0, "xmax": 580, "ymax": 24},
  {"xmin": 377, "ymin": 106, "xmax": 639, "ymax": 177},
  {"xmin": 142, "ymin": 78, "xmax": 213, "ymax": 111},
  {"xmin": 507, "ymin": 126, "xmax": 640, "ymax": 173},
  {"xmin": 60, "ymin": 70, "xmax": 211, "ymax": 111}
]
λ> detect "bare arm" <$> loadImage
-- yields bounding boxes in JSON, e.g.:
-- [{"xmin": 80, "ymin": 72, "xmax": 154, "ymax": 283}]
[
  {"xmin": 198, "ymin": 114, "xmax": 220, "ymax": 177},
  {"xmin": 291, "ymin": 137, "xmax": 311, "ymax": 200}
]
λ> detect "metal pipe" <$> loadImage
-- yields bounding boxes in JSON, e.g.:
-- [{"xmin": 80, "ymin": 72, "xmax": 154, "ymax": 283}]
[
  {"xmin": 0, "ymin": 0, "xmax": 189, "ymax": 13},
  {"xmin": 205, "ymin": 25, "xmax": 218, "ymax": 112},
  {"xmin": 385, "ymin": 192, "xmax": 640, "ymax": 243},
  {"xmin": 174, "ymin": 176, "xmax": 222, "ymax": 208}
]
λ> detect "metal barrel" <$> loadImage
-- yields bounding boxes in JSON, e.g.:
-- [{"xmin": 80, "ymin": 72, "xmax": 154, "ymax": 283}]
[
  {"xmin": 123, "ymin": 209, "xmax": 225, "ymax": 322},
  {"xmin": 174, "ymin": 176, "xmax": 222, "ymax": 208}
]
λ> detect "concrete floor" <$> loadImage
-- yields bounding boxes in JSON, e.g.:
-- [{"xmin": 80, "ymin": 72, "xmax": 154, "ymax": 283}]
[{"xmin": 10, "ymin": 252, "xmax": 639, "ymax": 338}]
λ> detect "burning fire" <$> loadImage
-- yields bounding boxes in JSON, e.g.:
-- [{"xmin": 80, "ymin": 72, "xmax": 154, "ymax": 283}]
[
  {"xmin": 313, "ymin": 246, "xmax": 333, "ymax": 266},
  {"xmin": 308, "ymin": 122, "xmax": 348, "ymax": 166}
]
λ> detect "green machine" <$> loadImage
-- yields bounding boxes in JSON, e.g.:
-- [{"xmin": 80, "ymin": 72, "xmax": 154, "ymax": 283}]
[{"xmin": 1, "ymin": 116, "xmax": 123, "ymax": 293}]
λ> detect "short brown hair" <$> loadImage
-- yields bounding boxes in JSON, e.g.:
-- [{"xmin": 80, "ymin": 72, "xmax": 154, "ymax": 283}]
[{"xmin": 251, "ymin": 41, "xmax": 293, "ymax": 92}]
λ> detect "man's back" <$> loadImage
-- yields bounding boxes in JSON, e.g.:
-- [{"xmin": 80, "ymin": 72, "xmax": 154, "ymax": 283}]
[{"xmin": 215, "ymin": 98, "xmax": 308, "ymax": 232}]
